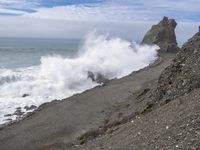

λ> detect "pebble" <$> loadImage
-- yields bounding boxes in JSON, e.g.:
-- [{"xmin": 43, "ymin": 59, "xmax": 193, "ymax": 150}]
[
  {"xmin": 24, "ymin": 105, "xmax": 37, "ymax": 111},
  {"xmin": 16, "ymin": 107, "xmax": 21, "ymax": 110},
  {"xmin": 4, "ymin": 114, "xmax": 12, "ymax": 117}
]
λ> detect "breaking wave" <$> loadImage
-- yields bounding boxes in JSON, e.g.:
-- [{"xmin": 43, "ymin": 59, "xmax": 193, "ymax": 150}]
[{"xmin": 0, "ymin": 32, "xmax": 159, "ymax": 124}]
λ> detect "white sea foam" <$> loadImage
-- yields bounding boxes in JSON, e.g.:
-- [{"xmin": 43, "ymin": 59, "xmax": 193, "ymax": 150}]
[{"xmin": 0, "ymin": 32, "xmax": 159, "ymax": 124}]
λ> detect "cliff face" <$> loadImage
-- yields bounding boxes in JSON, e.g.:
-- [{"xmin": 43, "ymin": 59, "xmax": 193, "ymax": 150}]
[
  {"xmin": 142, "ymin": 16, "xmax": 179, "ymax": 53},
  {"xmin": 155, "ymin": 28, "xmax": 200, "ymax": 104}
]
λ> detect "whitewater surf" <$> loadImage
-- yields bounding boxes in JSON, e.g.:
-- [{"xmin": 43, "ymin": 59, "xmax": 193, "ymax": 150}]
[{"xmin": 0, "ymin": 32, "xmax": 159, "ymax": 124}]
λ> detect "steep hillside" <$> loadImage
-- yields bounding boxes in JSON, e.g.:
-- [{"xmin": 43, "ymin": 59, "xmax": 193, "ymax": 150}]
[
  {"xmin": 66, "ymin": 29, "xmax": 200, "ymax": 150},
  {"xmin": 155, "ymin": 28, "xmax": 200, "ymax": 104}
]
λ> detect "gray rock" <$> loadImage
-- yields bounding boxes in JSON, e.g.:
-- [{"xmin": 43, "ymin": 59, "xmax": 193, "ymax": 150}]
[
  {"xmin": 4, "ymin": 114, "xmax": 12, "ymax": 117},
  {"xmin": 5, "ymin": 119, "xmax": 12, "ymax": 122},
  {"xmin": 16, "ymin": 107, "xmax": 21, "ymax": 110},
  {"xmin": 87, "ymin": 71, "xmax": 95, "ymax": 82},
  {"xmin": 142, "ymin": 16, "xmax": 179, "ymax": 53},
  {"xmin": 13, "ymin": 109, "xmax": 24, "ymax": 117},
  {"xmin": 22, "ymin": 94, "xmax": 30, "ymax": 98},
  {"xmin": 87, "ymin": 71, "xmax": 109, "ymax": 84},
  {"xmin": 24, "ymin": 105, "xmax": 37, "ymax": 111},
  {"xmin": 96, "ymin": 73, "xmax": 109, "ymax": 84}
]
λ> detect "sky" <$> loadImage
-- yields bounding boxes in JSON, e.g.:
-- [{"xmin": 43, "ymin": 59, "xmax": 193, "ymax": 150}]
[{"xmin": 0, "ymin": 0, "xmax": 199, "ymax": 42}]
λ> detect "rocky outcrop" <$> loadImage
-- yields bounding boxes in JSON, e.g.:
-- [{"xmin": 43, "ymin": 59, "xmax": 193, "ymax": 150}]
[
  {"xmin": 87, "ymin": 71, "xmax": 108, "ymax": 84},
  {"xmin": 155, "ymin": 27, "xmax": 200, "ymax": 104},
  {"xmin": 142, "ymin": 16, "xmax": 179, "ymax": 53}
]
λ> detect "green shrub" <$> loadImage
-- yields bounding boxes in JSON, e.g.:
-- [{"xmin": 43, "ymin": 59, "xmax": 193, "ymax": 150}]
[{"xmin": 139, "ymin": 103, "xmax": 153, "ymax": 115}]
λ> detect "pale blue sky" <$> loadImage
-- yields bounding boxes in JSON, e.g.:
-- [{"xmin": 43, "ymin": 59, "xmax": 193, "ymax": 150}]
[
  {"xmin": 0, "ymin": 0, "xmax": 199, "ymax": 22},
  {"xmin": 0, "ymin": 0, "xmax": 199, "ymax": 42}
]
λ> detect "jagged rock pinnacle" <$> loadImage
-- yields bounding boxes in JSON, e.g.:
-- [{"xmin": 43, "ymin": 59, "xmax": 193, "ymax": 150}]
[{"xmin": 142, "ymin": 16, "xmax": 179, "ymax": 53}]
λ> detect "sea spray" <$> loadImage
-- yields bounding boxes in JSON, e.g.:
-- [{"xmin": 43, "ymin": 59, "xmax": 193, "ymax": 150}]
[{"xmin": 0, "ymin": 32, "xmax": 159, "ymax": 124}]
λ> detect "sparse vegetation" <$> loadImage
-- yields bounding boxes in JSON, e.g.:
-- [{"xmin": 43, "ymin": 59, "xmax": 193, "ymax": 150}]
[
  {"xmin": 136, "ymin": 88, "xmax": 150, "ymax": 100},
  {"xmin": 139, "ymin": 102, "xmax": 154, "ymax": 115},
  {"xmin": 78, "ymin": 130, "xmax": 101, "ymax": 145},
  {"xmin": 78, "ymin": 132, "xmax": 90, "ymax": 144}
]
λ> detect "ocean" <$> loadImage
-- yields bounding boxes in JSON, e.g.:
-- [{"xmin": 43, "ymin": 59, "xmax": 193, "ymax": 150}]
[
  {"xmin": 0, "ymin": 38, "xmax": 80, "ymax": 69},
  {"xmin": 0, "ymin": 33, "xmax": 158, "ymax": 124}
]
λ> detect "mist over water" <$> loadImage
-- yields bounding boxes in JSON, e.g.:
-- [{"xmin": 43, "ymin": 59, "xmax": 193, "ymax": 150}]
[{"xmin": 0, "ymin": 32, "xmax": 159, "ymax": 124}]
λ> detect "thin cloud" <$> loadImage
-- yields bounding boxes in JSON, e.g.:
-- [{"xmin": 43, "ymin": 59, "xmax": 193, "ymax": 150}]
[
  {"xmin": 0, "ymin": 0, "xmax": 199, "ymax": 22},
  {"xmin": 24, "ymin": 0, "xmax": 200, "ymax": 22},
  {"xmin": 0, "ymin": 0, "xmax": 199, "ymax": 42},
  {"xmin": 0, "ymin": 0, "xmax": 38, "ymax": 15},
  {"xmin": 0, "ymin": 8, "xmax": 28, "ymax": 15}
]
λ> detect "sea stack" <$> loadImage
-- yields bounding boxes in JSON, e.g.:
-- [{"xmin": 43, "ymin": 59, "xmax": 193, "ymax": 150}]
[{"xmin": 142, "ymin": 16, "xmax": 179, "ymax": 53}]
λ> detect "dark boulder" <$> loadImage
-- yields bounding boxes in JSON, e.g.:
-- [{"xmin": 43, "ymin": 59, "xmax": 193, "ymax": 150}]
[
  {"xmin": 87, "ymin": 71, "xmax": 109, "ymax": 84},
  {"xmin": 142, "ymin": 16, "xmax": 179, "ymax": 53},
  {"xmin": 13, "ymin": 109, "xmax": 24, "ymax": 117},
  {"xmin": 87, "ymin": 71, "xmax": 95, "ymax": 82},
  {"xmin": 24, "ymin": 105, "xmax": 37, "ymax": 111},
  {"xmin": 4, "ymin": 114, "xmax": 12, "ymax": 117},
  {"xmin": 16, "ymin": 107, "xmax": 22, "ymax": 110},
  {"xmin": 96, "ymin": 73, "xmax": 109, "ymax": 84},
  {"xmin": 22, "ymin": 94, "xmax": 30, "ymax": 98}
]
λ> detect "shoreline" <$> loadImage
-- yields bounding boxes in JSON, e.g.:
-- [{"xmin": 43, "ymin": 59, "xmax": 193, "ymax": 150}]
[
  {"xmin": 0, "ymin": 52, "xmax": 175, "ymax": 150},
  {"xmin": 0, "ymin": 51, "xmax": 163, "ymax": 128}
]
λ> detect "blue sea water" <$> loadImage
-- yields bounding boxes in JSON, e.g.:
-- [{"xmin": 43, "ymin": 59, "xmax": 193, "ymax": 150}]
[{"xmin": 0, "ymin": 38, "xmax": 81, "ymax": 69}]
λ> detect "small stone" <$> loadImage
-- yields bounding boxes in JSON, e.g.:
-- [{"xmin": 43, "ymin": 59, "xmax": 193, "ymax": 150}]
[
  {"xmin": 22, "ymin": 94, "xmax": 30, "ymax": 98},
  {"xmin": 195, "ymin": 131, "xmax": 200, "ymax": 135},
  {"xmin": 194, "ymin": 50, "xmax": 198, "ymax": 54},
  {"xmin": 167, "ymin": 90, "xmax": 172, "ymax": 94},
  {"xmin": 182, "ymin": 79, "xmax": 187, "ymax": 86},
  {"xmin": 166, "ymin": 126, "xmax": 169, "ymax": 129},
  {"xmin": 16, "ymin": 107, "xmax": 21, "ymax": 110},
  {"xmin": 24, "ymin": 105, "xmax": 37, "ymax": 111},
  {"xmin": 5, "ymin": 118, "xmax": 12, "ymax": 121},
  {"xmin": 4, "ymin": 114, "xmax": 12, "ymax": 117},
  {"xmin": 13, "ymin": 109, "xmax": 24, "ymax": 117},
  {"xmin": 117, "ymin": 112, "xmax": 123, "ymax": 118}
]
